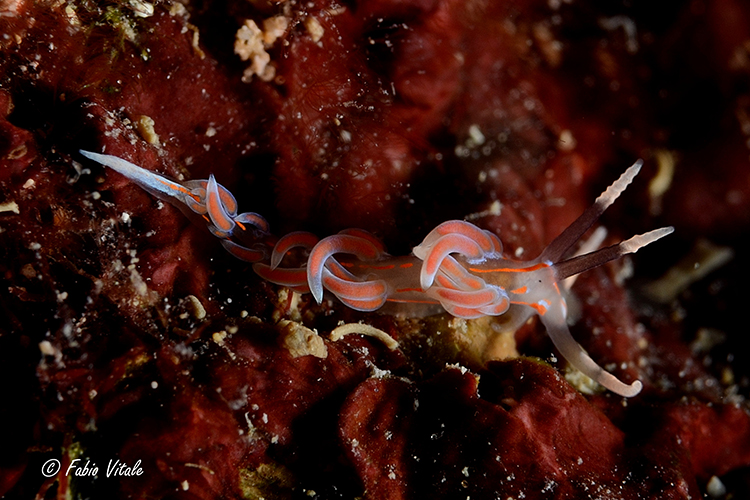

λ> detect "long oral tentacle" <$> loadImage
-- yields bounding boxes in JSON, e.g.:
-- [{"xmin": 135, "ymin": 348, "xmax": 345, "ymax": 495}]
[{"xmin": 538, "ymin": 300, "xmax": 643, "ymax": 397}]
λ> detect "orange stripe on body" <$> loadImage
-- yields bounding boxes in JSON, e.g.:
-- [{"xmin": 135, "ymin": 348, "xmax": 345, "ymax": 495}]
[
  {"xmin": 468, "ymin": 262, "xmax": 549, "ymax": 274},
  {"xmin": 351, "ymin": 263, "xmax": 396, "ymax": 271},
  {"xmin": 511, "ymin": 300, "xmax": 548, "ymax": 315},
  {"xmin": 157, "ymin": 177, "xmax": 190, "ymax": 196}
]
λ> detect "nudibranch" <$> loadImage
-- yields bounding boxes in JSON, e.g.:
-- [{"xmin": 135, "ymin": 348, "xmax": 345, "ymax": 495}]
[{"xmin": 80, "ymin": 150, "xmax": 673, "ymax": 397}]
